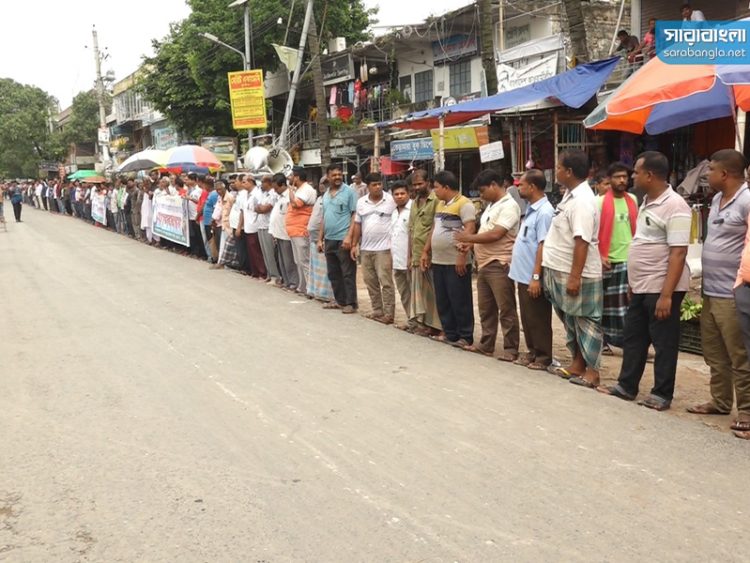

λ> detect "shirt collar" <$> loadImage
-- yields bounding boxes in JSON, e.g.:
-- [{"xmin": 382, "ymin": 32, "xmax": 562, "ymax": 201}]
[
  {"xmin": 529, "ymin": 196, "xmax": 549, "ymax": 211},
  {"xmin": 644, "ymin": 185, "xmax": 675, "ymax": 207},
  {"xmin": 718, "ymin": 183, "xmax": 748, "ymax": 208}
]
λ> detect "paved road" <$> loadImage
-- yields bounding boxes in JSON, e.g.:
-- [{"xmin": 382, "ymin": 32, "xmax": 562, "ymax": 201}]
[{"xmin": 2, "ymin": 209, "xmax": 750, "ymax": 562}]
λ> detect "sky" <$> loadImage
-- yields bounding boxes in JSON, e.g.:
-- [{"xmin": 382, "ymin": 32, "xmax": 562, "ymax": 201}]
[{"xmin": 0, "ymin": 0, "xmax": 464, "ymax": 109}]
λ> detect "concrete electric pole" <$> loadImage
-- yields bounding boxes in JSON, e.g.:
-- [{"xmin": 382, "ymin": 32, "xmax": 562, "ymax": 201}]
[{"xmin": 91, "ymin": 26, "xmax": 110, "ymax": 166}]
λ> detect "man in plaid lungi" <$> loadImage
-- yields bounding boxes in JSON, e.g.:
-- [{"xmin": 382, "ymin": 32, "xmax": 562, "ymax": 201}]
[
  {"xmin": 542, "ymin": 150, "xmax": 604, "ymax": 388},
  {"xmin": 597, "ymin": 162, "xmax": 638, "ymax": 353}
]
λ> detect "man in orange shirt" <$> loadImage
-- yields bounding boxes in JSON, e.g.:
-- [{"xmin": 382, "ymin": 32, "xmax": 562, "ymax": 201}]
[{"xmin": 287, "ymin": 167, "xmax": 318, "ymax": 296}]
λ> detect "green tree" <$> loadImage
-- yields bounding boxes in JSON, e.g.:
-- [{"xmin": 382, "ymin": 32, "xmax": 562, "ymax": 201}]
[
  {"xmin": 0, "ymin": 78, "xmax": 60, "ymax": 178},
  {"xmin": 140, "ymin": 0, "xmax": 376, "ymax": 141},
  {"xmin": 61, "ymin": 90, "xmax": 109, "ymax": 147}
]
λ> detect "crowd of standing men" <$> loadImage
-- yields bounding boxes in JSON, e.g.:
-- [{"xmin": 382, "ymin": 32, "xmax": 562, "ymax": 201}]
[{"xmin": 4, "ymin": 147, "xmax": 750, "ymax": 440}]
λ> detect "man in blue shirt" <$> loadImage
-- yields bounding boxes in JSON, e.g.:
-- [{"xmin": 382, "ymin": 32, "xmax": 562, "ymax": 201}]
[
  {"xmin": 202, "ymin": 176, "xmax": 219, "ymax": 262},
  {"xmin": 509, "ymin": 169, "xmax": 555, "ymax": 370},
  {"xmin": 317, "ymin": 163, "xmax": 358, "ymax": 313}
]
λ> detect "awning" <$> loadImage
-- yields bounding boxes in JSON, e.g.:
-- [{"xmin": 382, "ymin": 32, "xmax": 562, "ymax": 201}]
[{"xmin": 376, "ymin": 56, "xmax": 621, "ymax": 131}]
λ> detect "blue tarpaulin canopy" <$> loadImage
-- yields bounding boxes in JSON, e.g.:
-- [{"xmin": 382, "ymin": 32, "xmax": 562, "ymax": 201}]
[{"xmin": 376, "ymin": 56, "xmax": 621, "ymax": 130}]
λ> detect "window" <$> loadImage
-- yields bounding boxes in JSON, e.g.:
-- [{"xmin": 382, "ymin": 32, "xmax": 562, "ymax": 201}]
[
  {"xmin": 449, "ymin": 61, "xmax": 471, "ymax": 97},
  {"xmin": 414, "ymin": 70, "xmax": 434, "ymax": 103},
  {"xmin": 399, "ymin": 75, "xmax": 413, "ymax": 103}
]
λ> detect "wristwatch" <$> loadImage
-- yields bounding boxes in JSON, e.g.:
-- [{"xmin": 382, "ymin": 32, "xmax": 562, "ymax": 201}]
[{"xmin": 532, "ymin": 274, "xmax": 541, "ymax": 281}]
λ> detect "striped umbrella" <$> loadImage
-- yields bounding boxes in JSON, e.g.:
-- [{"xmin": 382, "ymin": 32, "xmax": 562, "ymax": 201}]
[
  {"xmin": 165, "ymin": 145, "xmax": 223, "ymax": 173},
  {"xmin": 116, "ymin": 149, "xmax": 168, "ymax": 173}
]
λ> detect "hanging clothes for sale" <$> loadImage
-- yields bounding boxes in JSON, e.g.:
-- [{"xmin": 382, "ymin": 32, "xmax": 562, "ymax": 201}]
[
  {"xmin": 348, "ymin": 82, "xmax": 355, "ymax": 104},
  {"xmin": 329, "ymin": 85, "xmax": 338, "ymax": 106}
]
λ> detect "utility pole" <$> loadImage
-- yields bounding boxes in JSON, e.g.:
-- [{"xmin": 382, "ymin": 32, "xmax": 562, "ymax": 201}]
[
  {"xmin": 243, "ymin": 2, "xmax": 253, "ymax": 148},
  {"xmin": 479, "ymin": 0, "xmax": 498, "ymax": 95},
  {"xmin": 279, "ymin": 0, "xmax": 314, "ymax": 147},
  {"xmin": 308, "ymin": 8, "xmax": 331, "ymax": 169},
  {"xmin": 91, "ymin": 26, "xmax": 110, "ymax": 166}
]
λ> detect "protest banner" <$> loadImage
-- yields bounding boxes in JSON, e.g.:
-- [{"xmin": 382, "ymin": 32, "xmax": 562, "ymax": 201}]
[
  {"xmin": 91, "ymin": 193, "xmax": 107, "ymax": 226},
  {"xmin": 152, "ymin": 194, "xmax": 190, "ymax": 247}
]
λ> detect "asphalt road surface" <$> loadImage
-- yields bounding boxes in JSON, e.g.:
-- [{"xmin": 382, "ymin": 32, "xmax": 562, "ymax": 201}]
[{"xmin": 2, "ymin": 209, "xmax": 750, "ymax": 562}]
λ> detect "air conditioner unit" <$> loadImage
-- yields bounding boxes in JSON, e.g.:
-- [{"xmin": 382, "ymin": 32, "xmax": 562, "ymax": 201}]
[{"xmin": 328, "ymin": 37, "xmax": 347, "ymax": 53}]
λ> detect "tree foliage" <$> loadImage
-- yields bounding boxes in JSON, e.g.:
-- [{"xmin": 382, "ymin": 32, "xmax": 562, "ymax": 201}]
[
  {"xmin": 140, "ymin": 0, "xmax": 377, "ymax": 140},
  {"xmin": 0, "ymin": 78, "xmax": 60, "ymax": 178},
  {"xmin": 59, "ymin": 90, "xmax": 110, "ymax": 147}
]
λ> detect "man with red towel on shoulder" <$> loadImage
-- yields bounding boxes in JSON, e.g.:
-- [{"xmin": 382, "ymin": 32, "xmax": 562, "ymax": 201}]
[{"xmin": 597, "ymin": 162, "xmax": 638, "ymax": 354}]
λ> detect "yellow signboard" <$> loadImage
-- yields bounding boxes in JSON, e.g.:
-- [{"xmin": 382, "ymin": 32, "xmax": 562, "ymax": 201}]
[
  {"xmin": 228, "ymin": 70, "xmax": 267, "ymax": 129},
  {"xmin": 430, "ymin": 126, "xmax": 489, "ymax": 150}
]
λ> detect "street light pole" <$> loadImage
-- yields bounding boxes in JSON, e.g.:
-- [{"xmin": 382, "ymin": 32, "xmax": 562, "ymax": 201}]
[
  {"xmin": 279, "ymin": 0, "xmax": 314, "ymax": 148},
  {"xmin": 230, "ymin": 0, "xmax": 254, "ymax": 149}
]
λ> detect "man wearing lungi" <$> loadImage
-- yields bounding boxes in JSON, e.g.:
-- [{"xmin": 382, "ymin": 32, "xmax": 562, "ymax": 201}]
[
  {"xmin": 543, "ymin": 150, "xmax": 604, "ymax": 388},
  {"xmin": 597, "ymin": 162, "xmax": 638, "ymax": 354}
]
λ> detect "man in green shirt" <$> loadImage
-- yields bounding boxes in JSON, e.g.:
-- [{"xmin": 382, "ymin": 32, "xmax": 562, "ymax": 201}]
[
  {"xmin": 597, "ymin": 162, "xmax": 639, "ymax": 353},
  {"xmin": 408, "ymin": 170, "xmax": 442, "ymax": 336}
]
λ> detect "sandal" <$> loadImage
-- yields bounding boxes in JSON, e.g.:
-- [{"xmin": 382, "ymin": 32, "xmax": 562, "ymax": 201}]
[
  {"xmin": 375, "ymin": 316, "xmax": 394, "ymax": 325},
  {"xmin": 462, "ymin": 344, "xmax": 493, "ymax": 356},
  {"xmin": 546, "ymin": 366, "xmax": 581, "ymax": 380},
  {"xmin": 569, "ymin": 375, "xmax": 598, "ymax": 389},
  {"xmin": 526, "ymin": 362, "xmax": 549, "ymax": 371},
  {"xmin": 514, "ymin": 355, "xmax": 532, "ymax": 367},
  {"xmin": 638, "ymin": 394, "xmax": 671, "ymax": 411},
  {"xmin": 731, "ymin": 420, "xmax": 750, "ymax": 432},
  {"xmin": 323, "ymin": 302, "xmax": 342, "ymax": 310},
  {"xmin": 596, "ymin": 384, "xmax": 636, "ymax": 401},
  {"xmin": 497, "ymin": 352, "xmax": 519, "ymax": 363},
  {"xmin": 733, "ymin": 430, "xmax": 750, "ymax": 440},
  {"xmin": 687, "ymin": 402, "xmax": 730, "ymax": 415},
  {"xmin": 602, "ymin": 344, "xmax": 615, "ymax": 356},
  {"xmin": 429, "ymin": 334, "xmax": 449, "ymax": 343},
  {"xmin": 449, "ymin": 338, "xmax": 470, "ymax": 348}
]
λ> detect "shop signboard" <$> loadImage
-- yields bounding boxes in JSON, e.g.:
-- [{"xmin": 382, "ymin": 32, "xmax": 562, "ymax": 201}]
[
  {"xmin": 322, "ymin": 52, "xmax": 354, "ymax": 86},
  {"xmin": 479, "ymin": 140, "xmax": 505, "ymax": 163},
  {"xmin": 497, "ymin": 53, "xmax": 559, "ymax": 92},
  {"xmin": 153, "ymin": 125, "xmax": 179, "ymax": 150},
  {"xmin": 228, "ymin": 70, "xmax": 268, "ymax": 129},
  {"xmin": 430, "ymin": 126, "xmax": 489, "ymax": 150},
  {"xmin": 390, "ymin": 138, "xmax": 435, "ymax": 161},
  {"xmin": 432, "ymin": 34, "xmax": 478, "ymax": 64},
  {"xmin": 200, "ymin": 136, "xmax": 237, "ymax": 163}
]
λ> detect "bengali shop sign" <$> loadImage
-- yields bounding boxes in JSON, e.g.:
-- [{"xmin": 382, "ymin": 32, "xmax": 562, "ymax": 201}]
[
  {"xmin": 91, "ymin": 193, "xmax": 107, "ymax": 226},
  {"xmin": 152, "ymin": 194, "xmax": 190, "ymax": 247},
  {"xmin": 228, "ymin": 70, "xmax": 268, "ymax": 129}
]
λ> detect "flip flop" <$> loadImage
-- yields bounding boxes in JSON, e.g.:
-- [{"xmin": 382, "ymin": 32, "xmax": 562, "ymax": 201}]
[
  {"xmin": 449, "ymin": 338, "xmax": 470, "ymax": 348},
  {"xmin": 513, "ymin": 356, "xmax": 532, "ymax": 367},
  {"xmin": 687, "ymin": 402, "xmax": 730, "ymax": 415},
  {"xmin": 733, "ymin": 430, "xmax": 750, "ymax": 440},
  {"xmin": 497, "ymin": 352, "xmax": 519, "ymax": 363},
  {"xmin": 323, "ymin": 302, "xmax": 342, "ymax": 310},
  {"xmin": 546, "ymin": 365, "xmax": 581, "ymax": 379},
  {"xmin": 569, "ymin": 375, "xmax": 598, "ymax": 389},
  {"xmin": 526, "ymin": 362, "xmax": 549, "ymax": 371}
]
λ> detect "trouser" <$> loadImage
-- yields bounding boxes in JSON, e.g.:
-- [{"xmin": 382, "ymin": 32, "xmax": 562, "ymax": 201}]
[
  {"xmin": 132, "ymin": 212, "xmax": 142, "ymax": 239},
  {"xmin": 106, "ymin": 210, "xmax": 116, "ymax": 231},
  {"xmin": 432, "ymin": 263, "xmax": 474, "ymax": 344},
  {"xmin": 394, "ymin": 269, "xmax": 413, "ymax": 324},
  {"xmin": 42, "ymin": 196, "xmax": 48, "ymax": 210},
  {"xmin": 476, "ymin": 261, "xmax": 519, "ymax": 355},
  {"xmin": 290, "ymin": 236, "xmax": 311, "ymax": 294},
  {"xmin": 324, "ymin": 239, "xmax": 358, "ymax": 307},
  {"xmin": 361, "ymin": 250, "xmax": 395, "ymax": 318},
  {"xmin": 275, "ymin": 238, "xmax": 298, "ymax": 288},
  {"xmin": 189, "ymin": 221, "xmax": 205, "ymax": 257},
  {"xmin": 202, "ymin": 224, "xmax": 213, "ymax": 260},
  {"xmin": 236, "ymin": 231, "xmax": 249, "ymax": 271},
  {"xmin": 517, "ymin": 282, "xmax": 553, "ymax": 366},
  {"xmin": 57, "ymin": 199, "xmax": 65, "ymax": 213},
  {"xmin": 723, "ymin": 287, "xmax": 750, "ymax": 415},
  {"xmin": 245, "ymin": 232, "xmax": 268, "ymax": 278},
  {"xmin": 617, "ymin": 292, "xmax": 685, "ymax": 401},
  {"xmin": 12, "ymin": 202, "xmax": 22, "ymax": 221},
  {"xmin": 125, "ymin": 211, "xmax": 134, "ymax": 235},
  {"xmin": 258, "ymin": 229, "xmax": 281, "ymax": 279}
]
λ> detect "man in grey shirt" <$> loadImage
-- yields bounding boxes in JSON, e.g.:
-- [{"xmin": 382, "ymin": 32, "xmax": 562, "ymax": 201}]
[{"xmin": 503, "ymin": 174, "xmax": 527, "ymax": 217}]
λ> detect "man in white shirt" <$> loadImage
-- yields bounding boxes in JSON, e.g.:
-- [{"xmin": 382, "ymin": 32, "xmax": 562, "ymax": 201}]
[
  {"xmin": 232, "ymin": 175, "xmax": 251, "ymax": 273},
  {"xmin": 543, "ymin": 149, "xmax": 604, "ymax": 389},
  {"xmin": 389, "ymin": 181, "xmax": 413, "ymax": 327},
  {"xmin": 352, "ymin": 172, "xmax": 397, "ymax": 324},
  {"xmin": 241, "ymin": 177, "xmax": 267, "ymax": 278},
  {"xmin": 681, "ymin": 3, "xmax": 706, "ymax": 21},
  {"xmin": 269, "ymin": 173, "xmax": 298, "ymax": 289},
  {"xmin": 255, "ymin": 175, "xmax": 282, "ymax": 283}
]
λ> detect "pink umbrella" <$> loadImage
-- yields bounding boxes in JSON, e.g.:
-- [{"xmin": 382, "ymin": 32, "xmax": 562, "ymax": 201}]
[{"xmin": 165, "ymin": 145, "xmax": 223, "ymax": 173}]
